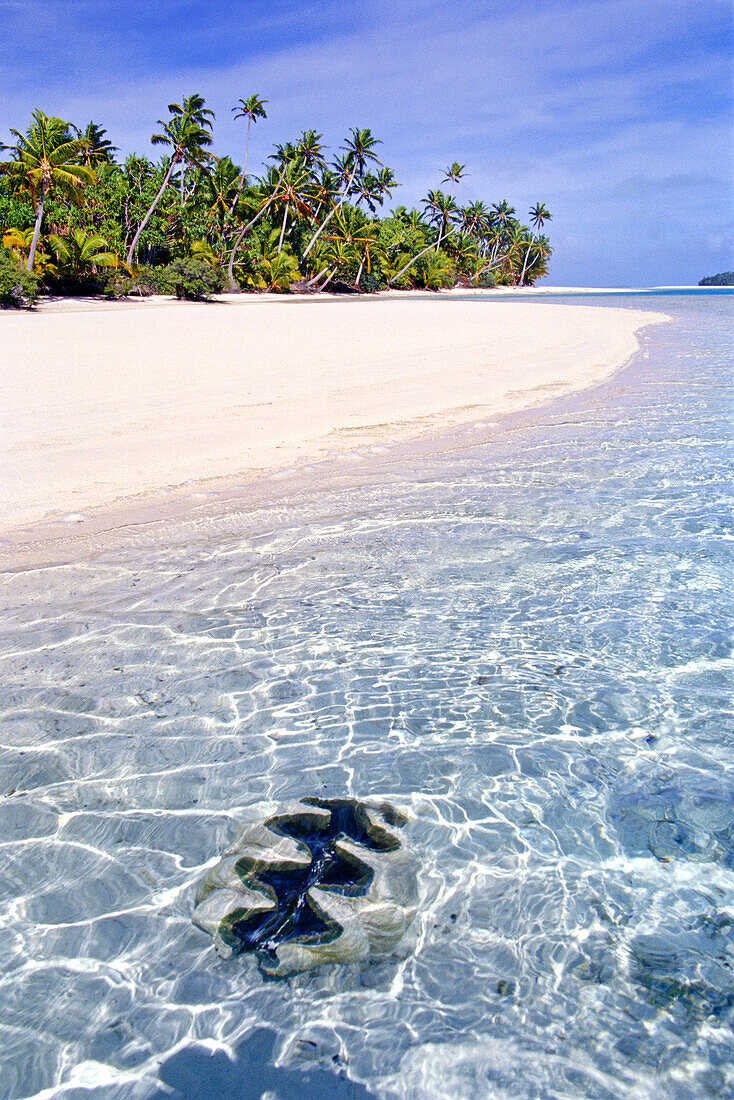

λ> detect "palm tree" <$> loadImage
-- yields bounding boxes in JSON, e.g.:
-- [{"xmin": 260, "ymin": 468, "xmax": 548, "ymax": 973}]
[
  {"xmin": 350, "ymin": 166, "xmax": 398, "ymax": 214},
  {"xmin": 459, "ymin": 200, "xmax": 490, "ymax": 241},
  {"xmin": 226, "ymin": 161, "xmax": 289, "ymax": 288},
  {"xmin": 446, "ymin": 231, "xmax": 479, "ymax": 276},
  {"xmin": 204, "ymin": 155, "xmax": 241, "ymax": 223},
  {"xmin": 168, "ymin": 93, "xmax": 215, "ymax": 206},
  {"xmin": 301, "ymin": 128, "xmax": 382, "ymax": 260},
  {"xmin": 390, "ymin": 206, "xmax": 425, "ymax": 230},
  {"xmin": 308, "ymin": 166, "xmax": 341, "ymax": 224},
  {"xmin": 372, "ymin": 166, "xmax": 399, "ymax": 206},
  {"xmin": 48, "ymin": 228, "xmax": 118, "ymax": 279},
  {"xmin": 423, "ymin": 250, "xmax": 456, "ymax": 289},
  {"xmin": 499, "ymin": 222, "xmax": 528, "ymax": 284},
  {"xmin": 442, "ymin": 162, "xmax": 466, "ymax": 184},
  {"xmin": 519, "ymin": 202, "xmax": 551, "ymax": 286},
  {"xmin": 316, "ymin": 237, "xmax": 356, "ymax": 290},
  {"xmin": 229, "ymin": 94, "xmax": 267, "ymax": 215},
  {"xmin": 480, "ymin": 200, "xmax": 516, "ymax": 269},
  {"xmin": 352, "ymin": 171, "xmax": 383, "ymax": 214},
  {"xmin": 261, "ymin": 249, "xmax": 300, "ymax": 291},
  {"xmin": 269, "ymin": 141, "xmax": 300, "ymax": 168},
  {"xmin": 2, "ymin": 226, "xmax": 54, "ymax": 275},
  {"xmin": 74, "ymin": 121, "xmax": 117, "ymax": 166},
  {"xmin": 201, "ymin": 155, "xmax": 241, "ymax": 255},
  {"xmin": 126, "ymin": 94, "xmax": 215, "ymax": 267},
  {"xmin": 269, "ymin": 156, "xmax": 314, "ymax": 253},
  {"xmin": 523, "ymin": 233, "xmax": 552, "ymax": 283},
  {"xmin": 252, "ymin": 229, "xmax": 300, "ymax": 290},
  {"xmin": 329, "ymin": 207, "xmax": 383, "ymax": 287},
  {"xmin": 189, "ymin": 238, "xmax": 218, "ymax": 266},
  {"xmin": 490, "ymin": 199, "xmax": 515, "ymax": 245},
  {"xmin": 0, "ymin": 111, "xmax": 93, "ymax": 270},
  {"xmin": 423, "ymin": 189, "xmax": 459, "ymax": 249},
  {"xmin": 386, "ymin": 187, "xmax": 458, "ymax": 286},
  {"xmin": 296, "ymin": 129, "xmax": 325, "ymax": 170},
  {"xmin": 353, "ymin": 224, "xmax": 383, "ymax": 288}
]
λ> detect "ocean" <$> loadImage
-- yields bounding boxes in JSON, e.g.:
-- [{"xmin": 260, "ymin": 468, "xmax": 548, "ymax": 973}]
[{"xmin": 0, "ymin": 289, "xmax": 732, "ymax": 1099}]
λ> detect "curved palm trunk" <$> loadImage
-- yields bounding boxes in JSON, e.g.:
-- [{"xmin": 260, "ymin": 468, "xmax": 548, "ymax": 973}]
[
  {"xmin": 387, "ymin": 235, "xmax": 439, "ymax": 286},
  {"xmin": 277, "ymin": 202, "xmax": 290, "ymax": 254},
  {"xmin": 519, "ymin": 230, "xmax": 538, "ymax": 286},
  {"xmin": 226, "ymin": 165, "xmax": 287, "ymax": 290},
  {"xmin": 301, "ymin": 166, "xmax": 356, "ymax": 261},
  {"xmin": 300, "ymin": 198, "xmax": 341, "ymax": 260},
  {"xmin": 219, "ymin": 119, "xmax": 253, "ymax": 256},
  {"xmin": 304, "ymin": 263, "xmax": 331, "ymax": 288},
  {"xmin": 26, "ymin": 181, "xmax": 47, "ymax": 272},
  {"xmin": 469, "ymin": 257, "xmax": 504, "ymax": 283},
  {"xmin": 227, "ymin": 118, "xmax": 252, "ymax": 220},
  {"xmin": 126, "ymin": 157, "xmax": 178, "ymax": 268},
  {"xmin": 220, "ymin": 117, "xmax": 257, "ymax": 255}
]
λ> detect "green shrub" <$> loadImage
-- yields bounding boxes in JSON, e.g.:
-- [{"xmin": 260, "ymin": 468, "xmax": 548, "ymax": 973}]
[
  {"xmin": 104, "ymin": 261, "xmax": 226, "ymax": 300},
  {"xmin": 414, "ymin": 249, "xmax": 455, "ymax": 290},
  {"xmin": 0, "ymin": 178, "xmax": 35, "ymax": 231},
  {"xmin": 103, "ymin": 273, "xmax": 153, "ymax": 299},
  {"xmin": 358, "ymin": 272, "xmax": 382, "ymax": 294},
  {"xmin": 164, "ymin": 258, "xmax": 226, "ymax": 300},
  {"xmin": 138, "ymin": 265, "xmax": 175, "ymax": 295},
  {"xmin": 473, "ymin": 270, "xmax": 495, "ymax": 289},
  {"xmin": 0, "ymin": 248, "xmax": 38, "ymax": 308},
  {"xmin": 104, "ymin": 266, "xmax": 174, "ymax": 297}
]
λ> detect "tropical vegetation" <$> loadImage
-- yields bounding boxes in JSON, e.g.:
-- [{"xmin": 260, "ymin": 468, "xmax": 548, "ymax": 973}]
[
  {"xmin": 0, "ymin": 98, "xmax": 552, "ymax": 304},
  {"xmin": 698, "ymin": 272, "xmax": 733, "ymax": 286},
  {"xmin": 0, "ymin": 246, "xmax": 38, "ymax": 307}
]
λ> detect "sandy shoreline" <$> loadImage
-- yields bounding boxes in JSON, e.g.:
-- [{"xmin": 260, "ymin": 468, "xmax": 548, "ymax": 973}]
[{"xmin": 1, "ymin": 293, "xmax": 666, "ymax": 558}]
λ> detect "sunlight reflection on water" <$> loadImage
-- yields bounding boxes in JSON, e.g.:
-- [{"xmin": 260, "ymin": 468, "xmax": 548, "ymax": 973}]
[{"xmin": 0, "ymin": 292, "xmax": 732, "ymax": 1099}]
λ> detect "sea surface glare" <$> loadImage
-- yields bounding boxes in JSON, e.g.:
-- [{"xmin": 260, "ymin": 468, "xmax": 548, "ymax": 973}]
[{"xmin": 0, "ymin": 291, "xmax": 732, "ymax": 1099}]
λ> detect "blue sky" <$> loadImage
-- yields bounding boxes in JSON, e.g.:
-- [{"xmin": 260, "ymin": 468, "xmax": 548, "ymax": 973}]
[{"xmin": 1, "ymin": 0, "xmax": 731, "ymax": 285}]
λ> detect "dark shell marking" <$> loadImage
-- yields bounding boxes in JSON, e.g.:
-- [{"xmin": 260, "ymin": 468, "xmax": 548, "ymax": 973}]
[{"xmin": 193, "ymin": 797, "xmax": 418, "ymax": 976}]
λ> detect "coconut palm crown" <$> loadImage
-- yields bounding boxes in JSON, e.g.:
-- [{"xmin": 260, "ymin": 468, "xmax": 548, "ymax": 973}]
[
  {"xmin": 519, "ymin": 202, "xmax": 552, "ymax": 285},
  {"xmin": 1, "ymin": 97, "xmax": 553, "ymax": 294},
  {"xmin": 126, "ymin": 94, "xmax": 215, "ymax": 267},
  {"xmin": 0, "ymin": 111, "xmax": 93, "ymax": 270},
  {"xmin": 74, "ymin": 122, "xmax": 118, "ymax": 166}
]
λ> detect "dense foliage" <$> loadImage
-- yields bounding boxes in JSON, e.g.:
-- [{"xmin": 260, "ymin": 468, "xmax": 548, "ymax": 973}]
[
  {"xmin": 0, "ymin": 246, "xmax": 38, "ymax": 307},
  {"xmin": 0, "ymin": 99, "xmax": 552, "ymax": 298},
  {"xmin": 698, "ymin": 272, "xmax": 734, "ymax": 286}
]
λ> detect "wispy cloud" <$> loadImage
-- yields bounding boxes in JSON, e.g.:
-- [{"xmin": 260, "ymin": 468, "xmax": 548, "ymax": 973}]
[{"xmin": 1, "ymin": 0, "xmax": 731, "ymax": 283}]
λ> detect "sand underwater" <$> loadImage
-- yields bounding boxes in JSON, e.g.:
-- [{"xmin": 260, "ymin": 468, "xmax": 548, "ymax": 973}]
[{"xmin": 0, "ymin": 289, "xmax": 732, "ymax": 1099}]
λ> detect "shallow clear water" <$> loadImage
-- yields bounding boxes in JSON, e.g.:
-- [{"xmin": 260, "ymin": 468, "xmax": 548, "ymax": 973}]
[{"xmin": 0, "ymin": 291, "xmax": 732, "ymax": 1100}]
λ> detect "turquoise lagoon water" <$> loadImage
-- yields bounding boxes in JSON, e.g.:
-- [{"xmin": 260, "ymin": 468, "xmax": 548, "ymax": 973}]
[{"xmin": 0, "ymin": 291, "xmax": 732, "ymax": 1099}]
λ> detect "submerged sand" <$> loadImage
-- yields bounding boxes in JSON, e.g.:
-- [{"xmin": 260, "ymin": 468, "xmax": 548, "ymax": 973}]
[{"xmin": 0, "ymin": 293, "xmax": 665, "ymax": 540}]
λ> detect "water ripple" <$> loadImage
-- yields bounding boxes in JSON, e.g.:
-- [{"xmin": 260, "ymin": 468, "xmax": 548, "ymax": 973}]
[{"xmin": 0, "ymin": 293, "xmax": 732, "ymax": 1098}]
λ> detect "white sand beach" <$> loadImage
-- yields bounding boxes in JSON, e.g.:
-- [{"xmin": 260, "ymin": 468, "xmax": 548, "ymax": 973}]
[{"xmin": 0, "ymin": 293, "xmax": 665, "ymax": 539}]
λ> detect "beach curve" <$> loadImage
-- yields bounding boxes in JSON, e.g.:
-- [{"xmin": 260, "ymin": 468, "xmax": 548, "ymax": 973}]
[{"xmin": 0, "ymin": 294, "xmax": 667, "ymax": 543}]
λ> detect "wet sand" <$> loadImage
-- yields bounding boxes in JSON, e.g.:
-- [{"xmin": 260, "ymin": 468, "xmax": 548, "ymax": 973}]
[{"xmin": 0, "ymin": 293, "xmax": 665, "ymax": 552}]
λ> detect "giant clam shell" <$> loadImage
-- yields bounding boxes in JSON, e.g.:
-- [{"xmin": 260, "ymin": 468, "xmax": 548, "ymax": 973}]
[{"xmin": 193, "ymin": 797, "xmax": 418, "ymax": 976}]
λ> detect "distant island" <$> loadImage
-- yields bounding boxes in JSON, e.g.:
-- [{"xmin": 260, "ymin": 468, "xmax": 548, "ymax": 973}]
[
  {"xmin": 0, "ymin": 96, "xmax": 552, "ymax": 306},
  {"xmin": 698, "ymin": 272, "xmax": 734, "ymax": 286}
]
